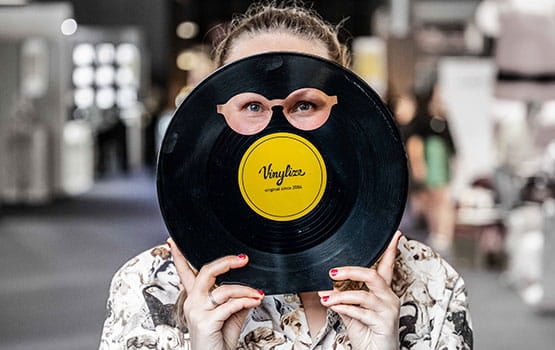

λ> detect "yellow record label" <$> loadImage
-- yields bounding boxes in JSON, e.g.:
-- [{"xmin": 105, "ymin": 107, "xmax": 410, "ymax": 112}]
[{"xmin": 238, "ymin": 132, "xmax": 327, "ymax": 221}]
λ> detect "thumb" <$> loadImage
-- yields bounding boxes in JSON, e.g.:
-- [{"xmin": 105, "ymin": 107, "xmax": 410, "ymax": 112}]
[
  {"xmin": 377, "ymin": 231, "xmax": 402, "ymax": 286},
  {"xmin": 167, "ymin": 238, "xmax": 197, "ymax": 293}
]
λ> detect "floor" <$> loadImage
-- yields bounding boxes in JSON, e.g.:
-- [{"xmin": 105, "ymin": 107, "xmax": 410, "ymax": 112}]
[{"xmin": 1, "ymin": 170, "xmax": 554, "ymax": 349}]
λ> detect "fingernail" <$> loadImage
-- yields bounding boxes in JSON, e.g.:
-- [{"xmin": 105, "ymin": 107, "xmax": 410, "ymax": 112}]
[
  {"xmin": 237, "ymin": 253, "xmax": 247, "ymax": 260},
  {"xmin": 329, "ymin": 268, "xmax": 338, "ymax": 277},
  {"xmin": 257, "ymin": 289, "xmax": 264, "ymax": 295},
  {"xmin": 166, "ymin": 241, "xmax": 171, "ymax": 248},
  {"xmin": 321, "ymin": 295, "xmax": 330, "ymax": 302}
]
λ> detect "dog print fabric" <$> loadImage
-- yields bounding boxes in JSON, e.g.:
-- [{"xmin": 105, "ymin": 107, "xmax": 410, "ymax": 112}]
[{"xmin": 100, "ymin": 236, "xmax": 473, "ymax": 349}]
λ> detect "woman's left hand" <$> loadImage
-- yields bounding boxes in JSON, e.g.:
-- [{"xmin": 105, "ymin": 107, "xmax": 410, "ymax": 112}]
[{"xmin": 318, "ymin": 231, "xmax": 402, "ymax": 350}]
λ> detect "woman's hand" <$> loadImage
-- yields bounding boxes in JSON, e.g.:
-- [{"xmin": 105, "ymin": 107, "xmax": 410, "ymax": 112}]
[
  {"xmin": 318, "ymin": 231, "xmax": 402, "ymax": 350},
  {"xmin": 168, "ymin": 239, "xmax": 264, "ymax": 350}
]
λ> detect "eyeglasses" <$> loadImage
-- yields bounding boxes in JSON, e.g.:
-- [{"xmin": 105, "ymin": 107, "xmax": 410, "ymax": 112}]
[{"xmin": 217, "ymin": 88, "xmax": 338, "ymax": 135}]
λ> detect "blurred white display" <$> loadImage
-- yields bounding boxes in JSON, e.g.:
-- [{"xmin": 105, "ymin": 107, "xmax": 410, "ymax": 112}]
[
  {"xmin": 116, "ymin": 43, "xmax": 139, "ymax": 66},
  {"xmin": 72, "ymin": 40, "xmax": 140, "ymax": 110},
  {"xmin": 72, "ymin": 43, "xmax": 95, "ymax": 66},
  {"xmin": 116, "ymin": 66, "xmax": 138, "ymax": 87},
  {"xmin": 116, "ymin": 87, "xmax": 138, "ymax": 109},
  {"xmin": 62, "ymin": 119, "xmax": 94, "ymax": 195},
  {"xmin": 95, "ymin": 65, "xmax": 115, "ymax": 87},
  {"xmin": 351, "ymin": 36, "xmax": 387, "ymax": 97},
  {"xmin": 96, "ymin": 43, "xmax": 115, "ymax": 65},
  {"xmin": 20, "ymin": 37, "xmax": 49, "ymax": 98},
  {"xmin": 72, "ymin": 66, "xmax": 94, "ymax": 87},
  {"xmin": 95, "ymin": 87, "xmax": 116, "ymax": 109},
  {"xmin": 73, "ymin": 88, "xmax": 95, "ymax": 109},
  {"xmin": 438, "ymin": 57, "xmax": 497, "ymax": 197}
]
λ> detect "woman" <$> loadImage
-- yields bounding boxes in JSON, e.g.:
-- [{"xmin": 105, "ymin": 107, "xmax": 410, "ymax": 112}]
[
  {"xmin": 100, "ymin": 3, "xmax": 472, "ymax": 350},
  {"xmin": 399, "ymin": 81, "xmax": 457, "ymax": 254}
]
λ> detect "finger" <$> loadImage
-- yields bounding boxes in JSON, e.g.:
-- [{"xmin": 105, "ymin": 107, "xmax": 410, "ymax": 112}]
[
  {"xmin": 195, "ymin": 254, "xmax": 249, "ymax": 292},
  {"xmin": 320, "ymin": 290, "xmax": 380, "ymax": 309},
  {"xmin": 321, "ymin": 290, "xmax": 399, "ymax": 315},
  {"xmin": 208, "ymin": 285, "xmax": 264, "ymax": 309},
  {"xmin": 377, "ymin": 230, "xmax": 402, "ymax": 285},
  {"xmin": 168, "ymin": 238, "xmax": 197, "ymax": 294},
  {"xmin": 212, "ymin": 296, "xmax": 263, "ymax": 323},
  {"xmin": 329, "ymin": 267, "xmax": 390, "ymax": 294}
]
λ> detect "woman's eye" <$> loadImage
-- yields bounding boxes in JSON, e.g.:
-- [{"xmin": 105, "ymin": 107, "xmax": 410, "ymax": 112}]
[
  {"xmin": 293, "ymin": 101, "xmax": 315, "ymax": 113},
  {"xmin": 245, "ymin": 102, "xmax": 263, "ymax": 113}
]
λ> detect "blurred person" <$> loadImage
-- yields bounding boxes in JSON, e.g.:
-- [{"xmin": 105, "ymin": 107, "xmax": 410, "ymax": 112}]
[
  {"xmin": 174, "ymin": 45, "xmax": 216, "ymax": 107},
  {"xmin": 388, "ymin": 80, "xmax": 457, "ymax": 253},
  {"xmin": 156, "ymin": 46, "xmax": 216, "ymax": 155},
  {"xmin": 389, "ymin": 92, "xmax": 428, "ymax": 234},
  {"xmin": 401, "ymin": 81, "xmax": 457, "ymax": 254},
  {"xmin": 99, "ymin": 2, "xmax": 472, "ymax": 350},
  {"xmin": 96, "ymin": 107, "xmax": 128, "ymax": 176}
]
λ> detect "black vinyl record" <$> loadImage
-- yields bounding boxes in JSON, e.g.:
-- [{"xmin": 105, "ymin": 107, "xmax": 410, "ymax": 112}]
[{"xmin": 157, "ymin": 52, "xmax": 408, "ymax": 294}]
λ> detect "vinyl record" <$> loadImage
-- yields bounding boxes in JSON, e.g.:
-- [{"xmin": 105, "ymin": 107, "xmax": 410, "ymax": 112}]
[{"xmin": 157, "ymin": 52, "xmax": 408, "ymax": 294}]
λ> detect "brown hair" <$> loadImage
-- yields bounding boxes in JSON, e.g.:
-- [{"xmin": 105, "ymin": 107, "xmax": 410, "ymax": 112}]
[{"xmin": 212, "ymin": 1, "xmax": 351, "ymax": 67}]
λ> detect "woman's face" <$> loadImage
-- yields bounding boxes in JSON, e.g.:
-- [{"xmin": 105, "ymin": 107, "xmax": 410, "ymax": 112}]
[
  {"xmin": 224, "ymin": 31, "xmax": 330, "ymax": 65},
  {"xmin": 219, "ymin": 31, "xmax": 334, "ymax": 134}
]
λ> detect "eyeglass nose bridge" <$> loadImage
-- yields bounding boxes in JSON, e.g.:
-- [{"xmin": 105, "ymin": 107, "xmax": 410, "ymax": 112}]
[
  {"xmin": 270, "ymin": 104, "xmax": 285, "ymax": 113},
  {"xmin": 259, "ymin": 97, "xmax": 285, "ymax": 112}
]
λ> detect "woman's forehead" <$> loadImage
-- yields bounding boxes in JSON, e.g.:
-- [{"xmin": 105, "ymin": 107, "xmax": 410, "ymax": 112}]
[{"xmin": 224, "ymin": 31, "xmax": 330, "ymax": 65}]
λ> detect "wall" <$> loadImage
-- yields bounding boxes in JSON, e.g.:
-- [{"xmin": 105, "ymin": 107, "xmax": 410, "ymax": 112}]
[{"xmin": 0, "ymin": 3, "xmax": 73, "ymax": 202}]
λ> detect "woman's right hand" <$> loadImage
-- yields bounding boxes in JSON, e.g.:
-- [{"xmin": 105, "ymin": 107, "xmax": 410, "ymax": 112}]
[{"xmin": 168, "ymin": 238, "xmax": 264, "ymax": 350}]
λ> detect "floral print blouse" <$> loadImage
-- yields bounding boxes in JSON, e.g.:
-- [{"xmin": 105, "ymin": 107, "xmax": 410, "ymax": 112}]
[{"xmin": 99, "ymin": 236, "xmax": 473, "ymax": 349}]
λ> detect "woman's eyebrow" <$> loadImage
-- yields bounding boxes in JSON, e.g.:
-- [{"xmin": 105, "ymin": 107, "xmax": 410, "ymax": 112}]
[
  {"xmin": 219, "ymin": 88, "xmax": 335, "ymax": 106},
  {"xmin": 282, "ymin": 88, "xmax": 335, "ymax": 101}
]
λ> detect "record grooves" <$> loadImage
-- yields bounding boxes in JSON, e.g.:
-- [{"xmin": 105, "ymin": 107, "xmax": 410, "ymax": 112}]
[{"xmin": 157, "ymin": 52, "xmax": 408, "ymax": 294}]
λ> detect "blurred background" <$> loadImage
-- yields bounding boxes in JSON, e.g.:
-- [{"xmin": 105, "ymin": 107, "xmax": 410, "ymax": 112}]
[{"xmin": 1, "ymin": 0, "xmax": 555, "ymax": 349}]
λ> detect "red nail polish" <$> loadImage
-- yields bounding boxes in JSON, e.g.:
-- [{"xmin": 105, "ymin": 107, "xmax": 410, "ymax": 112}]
[
  {"xmin": 166, "ymin": 241, "xmax": 171, "ymax": 248},
  {"xmin": 237, "ymin": 253, "xmax": 247, "ymax": 260},
  {"xmin": 330, "ymin": 268, "xmax": 338, "ymax": 277},
  {"xmin": 257, "ymin": 289, "xmax": 264, "ymax": 295},
  {"xmin": 321, "ymin": 295, "xmax": 330, "ymax": 302}
]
